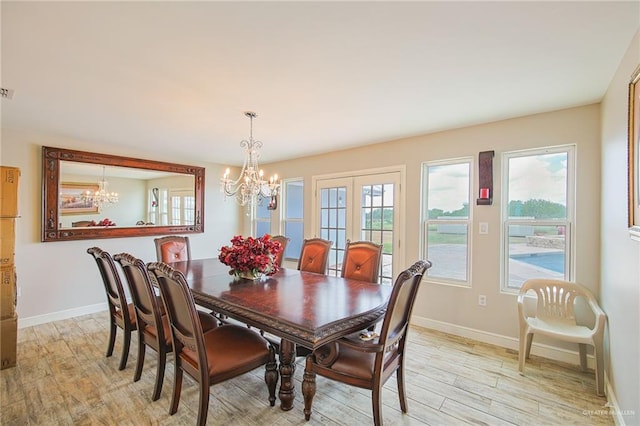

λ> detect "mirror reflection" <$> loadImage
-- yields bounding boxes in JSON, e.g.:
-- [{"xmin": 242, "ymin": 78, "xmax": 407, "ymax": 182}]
[
  {"xmin": 59, "ymin": 161, "xmax": 196, "ymax": 229},
  {"xmin": 42, "ymin": 146, "xmax": 204, "ymax": 242}
]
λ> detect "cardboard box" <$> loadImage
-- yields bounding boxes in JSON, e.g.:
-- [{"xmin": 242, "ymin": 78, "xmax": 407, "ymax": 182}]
[
  {"xmin": 0, "ymin": 218, "xmax": 15, "ymax": 266},
  {"xmin": 0, "ymin": 166, "xmax": 20, "ymax": 218},
  {"xmin": 0, "ymin": 266, "xmax": 16, "ymax": 319},
  {"xmin": 0, "ymin": 315, "xmax": 17, "ymax": 370}
]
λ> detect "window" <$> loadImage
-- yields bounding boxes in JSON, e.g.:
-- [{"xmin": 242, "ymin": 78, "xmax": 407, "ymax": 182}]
[
  {"xmin": 147, "ymin": 188, "xmax": 194, "ymax": 226},
  {"xmin": 169, "ymin": 189, "xmax": 195, "ymax": 225},
  {"xmin": 502, "ymin": 145, "xmax": 574, "ymax": 291},
  {"xmin": 422, "ymin": 159, "xmax": 472, "ymax": 285},
  {"xmin": 148, "ymin": 188, "xmax": 168, "ymax": 225},
  {"xmin": 282, "ymin": 179, "xmax": 304, "ymax": 260},
  {"xmin": 254, "ymin": 198, "xmax": 271, "ymax": 237}
]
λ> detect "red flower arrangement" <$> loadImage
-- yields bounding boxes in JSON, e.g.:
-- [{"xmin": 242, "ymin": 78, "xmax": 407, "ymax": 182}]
[{"xmin": 218, "ymin": 234, "xmax": 283, "ymax": 279}]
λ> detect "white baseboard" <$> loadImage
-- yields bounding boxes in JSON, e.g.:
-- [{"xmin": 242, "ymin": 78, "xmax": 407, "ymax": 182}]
[
  {"xmin": 412, "ymin": 315, "xmax": 596, "ymax": 369},
  {"xmin": 605, "ymin": 374, "xmax": 626, "ymax": 426},
  {"xmin": 411, "ymin": 316, "xmax": 626, "ymax": 422},
  {"xmin": 18, "ymin": 303, "xmax": 107, "ymax": 329}
]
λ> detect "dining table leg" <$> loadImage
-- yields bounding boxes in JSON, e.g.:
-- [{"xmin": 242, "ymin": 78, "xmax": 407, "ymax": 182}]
[
  {"xmin": 302, "ymin": 355, "xmax": 316, "ymax": 420},
  {"xmin": 278, "ymin": 339, "xmax": 296, "ymax": 411}
]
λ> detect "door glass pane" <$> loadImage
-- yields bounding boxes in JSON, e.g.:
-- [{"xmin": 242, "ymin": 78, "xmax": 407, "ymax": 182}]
[
  {"xmin": 320, "ymin": 186, "xmax": 348, "ymax": 277},
  {"xmin": 317, "ymin": 175, "xmax": 399, "ymax": 283},
  {"xmin": 360, "ymin": 182, "xmax": 395, "ymax": 284},
  {"xmin": 321, "ymin": 188, "xmax": 329, "ymax": 208},
  {"xmin": 321, "ymin": 209, "xmax": 329, "ymax": 227}
]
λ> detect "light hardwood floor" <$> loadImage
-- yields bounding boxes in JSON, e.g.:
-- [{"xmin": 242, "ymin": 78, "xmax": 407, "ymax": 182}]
[{"xmin": 1, "ymin": 312, "xmax": 612, "ymax": 425}]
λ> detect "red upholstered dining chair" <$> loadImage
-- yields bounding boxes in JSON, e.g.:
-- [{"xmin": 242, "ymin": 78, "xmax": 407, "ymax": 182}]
[
  {"xmin": 154, "ymin": 235, "xmax": 191, "ymax": 263},
  {"xmin": 270, "ymin": 235, "xmax": 290, "ymax": 267},
  {"xmin": 297, "ymin": 238, "xmax": 332, "ymax": 274},
  {"xmin": 147, "ymin": 261, "xmax": 278, "ymax": 425},
  {"xmin": 302, "ymin": 260, "xmax": 432, "ymax": 426},
  {"xmin": 114, "ymin": 253, "xmax": 218, "ymax": 401},
  {"xmin": 341, "ymin": 240, "xmax": 383, "ymax": 283},
  {"xmin": 87, "ymin": 247, "xmax": 137, "ymax": 370}
]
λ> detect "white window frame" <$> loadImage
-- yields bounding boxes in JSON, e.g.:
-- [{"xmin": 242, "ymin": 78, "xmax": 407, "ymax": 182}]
[
  {"xmin": 500, "ymin": 145, "xmax": 575, "ymax": 293},
  {"xmin": 280, "ymin": 178, "xmax": 304, "ymax": 261},
  {"xmin": 421, "ymin": 157, "xmax": 473, "ymax": 287}
]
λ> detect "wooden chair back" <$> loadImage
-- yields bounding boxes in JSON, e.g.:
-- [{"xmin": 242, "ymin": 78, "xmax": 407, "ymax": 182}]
[
  {"xmin": 147, "ymin": 261, "xmax": 204, "ymax": 379},
  {"xmin": 72, "ymin": 220, "xmax": 93, "ymax": 227},
  {"xmin": 270, "ymin": 235, "xmax": 290, "ymax": 267},
  {"xmin": 378, "ymin": 260, "xmax": 430, "ymax": 352},
  {"xmin": 303, "ymin": 260, "xmax": 432, "ymax": 425},
  {"xmin": 154, "ymin": 235, "xmax": 191, "ymax": 262},
  {"xmin": 87, "ymin": 247, "xmax": 136, "ymax": 370},
  {"xmin": 114, "ymin": 252, "xmax": 170, "ymax": 400},
  {"xmin": 147, "ymin": 261, "xmax": 278, "ymax": 425},
  {"xmin": 88, "ymin": 247, "xmax": 127, "ymax": 312},
  {"xmin": 297, "ymin": 238, "xmax": 332, "ymax": 274},
  {"xmin": 115, "ymin": 252, "xmax": 164, "ymax": 335},
  {"xmin": 340, "ymin": 240, "xmax": 383, "ymax": 283}
]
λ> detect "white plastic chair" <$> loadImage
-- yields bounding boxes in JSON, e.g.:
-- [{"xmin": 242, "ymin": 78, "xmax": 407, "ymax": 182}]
[{"xmin": 517, "ymin": 279, "xmax": 606, "ymax": 396}]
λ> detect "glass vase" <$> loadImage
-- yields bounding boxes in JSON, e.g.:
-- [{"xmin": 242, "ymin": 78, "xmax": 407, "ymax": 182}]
[{"xmin": 235, "ymin": 270, "xmax": 264, "ymax": 281}]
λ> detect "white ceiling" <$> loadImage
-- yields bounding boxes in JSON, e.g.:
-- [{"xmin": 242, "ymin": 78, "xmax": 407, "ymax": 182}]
[{"xmin": 2, "ymin": 1, "xmax": 639, "ymax": 166}]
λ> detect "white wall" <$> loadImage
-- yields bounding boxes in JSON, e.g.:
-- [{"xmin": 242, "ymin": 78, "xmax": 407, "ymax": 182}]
[
  {"xmin": 267, "ymin": 103, "xmax": 601, "ymax": 338},
  {"xmin": 1, "ymin": 128, "xmax": 242, "ymax": 322},
  {"xmin": 600, "ymin": 30, "xmax": 640, "ymax": 425}
]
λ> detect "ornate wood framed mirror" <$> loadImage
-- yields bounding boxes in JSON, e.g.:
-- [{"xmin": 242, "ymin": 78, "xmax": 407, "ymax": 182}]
[{"xmin": 42, "ymin": 146, "xmax": 205, "ymax": 242}]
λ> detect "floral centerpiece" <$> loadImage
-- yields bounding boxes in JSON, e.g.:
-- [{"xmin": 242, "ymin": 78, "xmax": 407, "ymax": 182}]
[{"xmin": 218, "ymin": 234, "xmax": 283, "ymax": 280}]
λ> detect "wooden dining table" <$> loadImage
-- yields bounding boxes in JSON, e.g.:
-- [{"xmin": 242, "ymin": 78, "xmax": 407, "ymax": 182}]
[{"xmin": 168, "ymin": 257, "xmax": 392, "ymax": 411}]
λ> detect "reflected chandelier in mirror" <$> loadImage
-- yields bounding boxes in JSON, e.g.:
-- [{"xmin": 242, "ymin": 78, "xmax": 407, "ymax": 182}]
[{"xmin": 42, "ymin": 146, "xmax": 205, "ymax": 242}]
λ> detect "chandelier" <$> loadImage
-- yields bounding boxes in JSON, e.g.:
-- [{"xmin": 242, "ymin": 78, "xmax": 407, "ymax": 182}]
[
  {"xmin": 82, "ymin": 166, "xmax": 119, "ymax": 212},
  {"xmin": 220, "ymin": 112, "xmax": 280, "ymax": 211}
]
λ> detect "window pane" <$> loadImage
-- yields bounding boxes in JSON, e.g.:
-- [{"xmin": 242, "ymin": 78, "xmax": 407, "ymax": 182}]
[
  {"xmin": 282, "ymin": 179, "xmax": 304, "ymax": 260},
  {"xmin": 285, "ymin": 181, "xmax": 304, "ymax": 219},
  {"xmin": 428, "ymin": 163, "xmax": 470, "ymax": 218},
  {"xmin": 256, "ymin": 199, "xmax": 270, "ymax": 219},
  {"xmin": 256, "ymin": 221, "xmax": 270, "ymax": 237},
  {"xmin": 508, "ymin": 152, "xmax": 567, "ymax": 219},
  {"xmin": 503, "ymin": 146, "xmax": 573, "ymax": 292},
  {"xmin": 426, "ymin": 224, "xmax": 468, "ymax": 281},
  {"xmin": 507, "ymin": 224, "xmax": 566, "ymax": 289},
  {"xmin": 284, "ymin": 221, "xmax": 303, "ymax": 259},
  {"xmin": 424, "ymin": 160, "xmax": 471, "ymax": 284}
]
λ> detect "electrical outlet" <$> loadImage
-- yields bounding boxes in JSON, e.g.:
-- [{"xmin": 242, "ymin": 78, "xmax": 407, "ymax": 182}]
[{"xmin": 478, "ymin": 295, "xmax": 487, "ymax": 306}]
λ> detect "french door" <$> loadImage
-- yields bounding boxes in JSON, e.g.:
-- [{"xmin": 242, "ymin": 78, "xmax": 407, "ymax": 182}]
[{"xmin": 314, "ymin": 171, "xmax": 402, "ymax": 285}]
